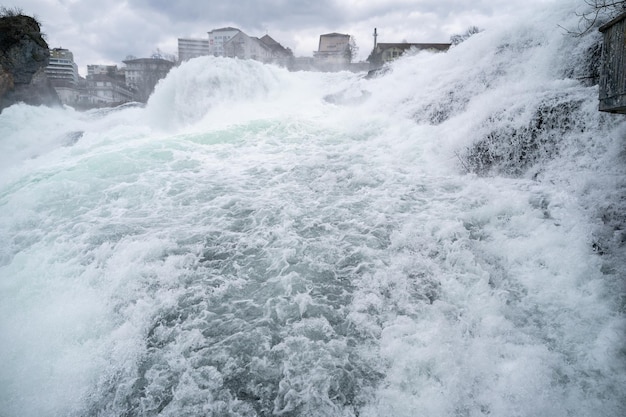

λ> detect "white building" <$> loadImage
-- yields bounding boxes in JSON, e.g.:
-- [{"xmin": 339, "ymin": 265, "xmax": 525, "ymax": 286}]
[
  {"xmin": 80, "ymin": 64, "xmax": 135, "ymax": 106},
  {"xmin": 208, "ymin": 27, "xmax": 241, "ymax": 56},
  {"xmin": 313, "ymin": 33, "xmax": 351, "ymax": 70},
  {"xmin": 83, "ymin": 74, "xmax": 135, "ymax": 106},
  {"xmin": 46, "ymin": 48, "xmax": 79, "ymax": 85},
  {"xmin": 45, "ymin": 47, "xmax": 80, "ymax": 104},
  {"xmin": 220, "ymin": 31, "xmax": 293, "ymax": 67},
  {"xmin": 223, "ymin": 32, "xmax": 272, "ymax": 61},
  {"xmin": 87, "ymin": 64, "xmax": 118, "ymax": 76},
  {"xmin": 259, "ymin": 35, "xmax": 293, "ymax": 67},
  {"xmin": 178, "ymin": 38, "xmax": 210, "ymax": 62}
]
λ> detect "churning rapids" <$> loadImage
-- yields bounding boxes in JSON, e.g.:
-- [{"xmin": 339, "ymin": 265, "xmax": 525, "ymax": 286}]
[{"xmin": 1, "ymin": 3, "xmax": 625, "ymax": 417}]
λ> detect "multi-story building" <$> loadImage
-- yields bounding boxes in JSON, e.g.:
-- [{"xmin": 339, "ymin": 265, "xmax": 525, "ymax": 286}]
[
  {"xmin": 79, "ymin": 64, "xmax": 135, "ymax": 107},
  {"xmin": 221, "ymin": 31, "xmax": 293, "ymax": 67},
  {"xmin": 223, "ymin": 32, "xmax": 272, "ymax": 61},
  {"xmin": 83, "ymin": 74, "xmax": 135, "ymax": 106},
  {"xmin": 45, "ymin": 47, "xmax": 80, "ymax": 103},
  {"xmin": 87, "ymin": 64, "xmax": 119, "ymax": 77},
  {"xmin": 368, "ymin": 42, "xmax": 451, "ymax": 68},
  {"xmin": 178, "ymin": 38, "xmax": 210, "ymax": 62},
  {"xmin": 122, "ymin": 57, "xmax": 174, "ymax": 102},
  {"xmin": 313, "ymin": 33, "xmax": 352, "ymax": 70},
  {"xmin": 259, "ymin": 35, "xmax": 293, "ymax": 67},
  {"xmin": 208, "ymin": 27, "xmax": 241, "ymax": 56},
  {"xmin": 46, "ymin": 48, "xmax": 79, "ymax": 85}
]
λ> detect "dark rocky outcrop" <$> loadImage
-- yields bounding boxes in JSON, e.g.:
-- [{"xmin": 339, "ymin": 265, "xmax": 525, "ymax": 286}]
[{"xmin": 0, "ymin": 13, "xmax": 60, "ymax": 112}]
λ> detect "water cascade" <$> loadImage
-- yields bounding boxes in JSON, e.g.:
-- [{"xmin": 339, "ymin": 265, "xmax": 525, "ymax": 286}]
[{"xmin": 1, "ymin": 2, "xmax": 625, "ymax": 416}]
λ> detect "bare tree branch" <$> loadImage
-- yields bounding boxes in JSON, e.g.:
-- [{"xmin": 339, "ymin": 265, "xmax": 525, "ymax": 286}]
[{"xmin": 569, "ymin": 0, "xmax": 626, "ymax": 36}]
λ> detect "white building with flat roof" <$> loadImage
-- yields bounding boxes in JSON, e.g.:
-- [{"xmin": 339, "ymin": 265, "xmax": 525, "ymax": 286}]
[
  {"xmin": 45, "ymin": 48, "xmax": 79, "ymax": 86},
  {"xmin": 314, "ymin": 33, "xmax": 351, "ymax": 68},
  {"xmin": 178, "ymin": 38, "xmax": 210, "ymax": 62},
  {"xmin": 45, "ymin": 47, "xmax": 80, "ymax": 104}
]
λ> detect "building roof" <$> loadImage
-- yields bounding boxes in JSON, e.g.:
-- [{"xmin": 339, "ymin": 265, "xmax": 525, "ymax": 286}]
[
  {"xmin": 260, "ymin": 34, "xmax": 290, "ymax": 55},
  {"xmin": 209, "ymin": 27, "xmax": 241, "ymax": 33},
  {"xmin": 223, "ymin": 31, "xmax": 253, "ymax": 45},
  {"xmin": 49, "ymin": 47, "xmax": 74, "ymax": 60},
  {"xmin": 122, "ymin": 57, "xmax": 175, "ymax": 66},
  {"xmin": 376, "ymin": 42, "xmax": 451, "ymax": 52},
  {"xmin": 260, "ymin": 34, "xmax": 279, "ymax": 46},
  {"xmin": 320, "ymin": 33, "xmax": 350, "ymax": 37},
  {"xmin": 178, "ymin": 38, "xmax": 209, "ymax": 43},
  {"xmin": 599, "ymin": 11, "xmax": 626, "ymax": 32},
  {"xmin": 317, "ymin": 33, "xmax": 351, "ymax": 53}
]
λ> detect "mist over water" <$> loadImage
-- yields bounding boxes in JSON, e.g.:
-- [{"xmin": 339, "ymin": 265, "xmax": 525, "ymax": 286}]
[{"xmin": 1, "ymin": 2, "xmax": 625, "ymax": 416}]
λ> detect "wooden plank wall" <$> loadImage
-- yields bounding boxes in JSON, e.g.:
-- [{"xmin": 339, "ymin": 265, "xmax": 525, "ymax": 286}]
[{"xmin": 599, "ymin": 13, "xmax": 626, "ymax": 113}]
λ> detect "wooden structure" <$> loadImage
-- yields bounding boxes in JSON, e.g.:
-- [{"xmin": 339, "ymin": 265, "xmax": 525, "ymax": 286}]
[{"xmin": 599, "ymin": 12, "xmax": 626, "ymax": 114}]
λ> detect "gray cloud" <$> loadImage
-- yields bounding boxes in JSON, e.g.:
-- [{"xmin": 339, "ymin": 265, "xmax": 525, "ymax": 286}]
[{"xmin": 128, "ymin": 0, "xmax": 343, "ymax": 30}]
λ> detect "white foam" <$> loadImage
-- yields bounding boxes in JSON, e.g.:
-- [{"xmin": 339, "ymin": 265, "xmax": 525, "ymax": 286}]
[{"xmin": 1, "ymin": 1, "xmax": 625, "ymax": 416}]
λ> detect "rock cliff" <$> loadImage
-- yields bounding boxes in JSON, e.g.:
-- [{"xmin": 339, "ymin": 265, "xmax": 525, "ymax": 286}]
[{"xmin": 0, "ymin": 13, "xmax": 60, "ymax": 112}]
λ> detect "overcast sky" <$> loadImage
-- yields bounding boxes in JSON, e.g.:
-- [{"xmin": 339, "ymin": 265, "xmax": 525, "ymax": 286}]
[{"xmin": 10, "ymin": 0, "xmax": 564, "ymax": 76}]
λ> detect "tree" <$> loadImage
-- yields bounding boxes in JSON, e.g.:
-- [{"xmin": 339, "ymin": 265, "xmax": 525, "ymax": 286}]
[
  {"xmin": 568, "ymin": 0, "xmax": 626, "ymax": 35},
  {"xmin": 0, "ymin": 6, "xmax": 23, "ymax": 17},
  {"xmin": 450, "ymin": 26, "xmax": 483, "ymax": 46},
  {"xmin": 150, "ymin": 48, "xmax": 177, "ymax": 63},
  {"xmin": 345, "ymin": 36, "xmax": 358, "ymax": 63}
]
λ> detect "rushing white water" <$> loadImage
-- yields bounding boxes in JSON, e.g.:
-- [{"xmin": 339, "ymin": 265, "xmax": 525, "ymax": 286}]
[{"xmin": 1, "ymin": 2, "xmax": 625, "ymax": 417}]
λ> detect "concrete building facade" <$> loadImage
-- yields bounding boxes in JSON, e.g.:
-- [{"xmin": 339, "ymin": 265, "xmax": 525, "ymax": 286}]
[
  {"xmin": 314, "ymin": 33, "xmax": 351, "ymax": 70},
  {"xmin": 223, "ymin": 32, "xmax": 271, "ymax": 61},
  {"xmin": 123, "ymin": 57, "xmax": 174, "ymax": 102},
  {"xmin": 83, "ymin": 74, "xmax": 135, "ymax": 106},
  {"xmin": 45, "ymin": 47, "xmax": 80, "ymax": 104},
  {"xmin": 208, "ymin": 27, "xmax": 241, "ymax": 56},
  {"xmin": 259, "ymin": 35, "xmax": 293, "ymax": 67},
  {"xmin": 46, "ymin": 48, "xmax": 79, "ymax": 86},
  {"xmin": 178, "ymin": 38, "xmax": 210, "ymax": 62},
  {"xmin": 87, "ymin": 64, "xmax": 119, "ymax": 77}
]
